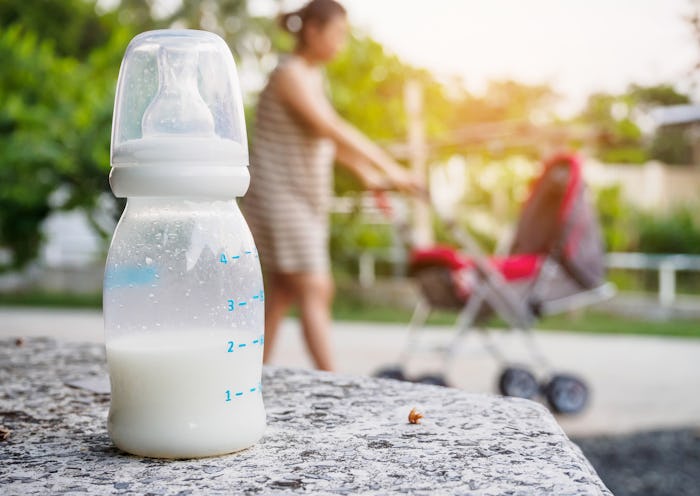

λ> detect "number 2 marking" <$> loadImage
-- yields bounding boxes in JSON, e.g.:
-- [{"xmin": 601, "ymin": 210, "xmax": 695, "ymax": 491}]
[{"xmin": 227, "ymin": 341, "xmax": 234, "ymax": 352}]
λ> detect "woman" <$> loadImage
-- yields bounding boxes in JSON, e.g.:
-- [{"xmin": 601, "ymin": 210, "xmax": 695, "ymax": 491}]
[{"xmin": 244, "ymin": 0, "xmax": 422, "ymax": 371}]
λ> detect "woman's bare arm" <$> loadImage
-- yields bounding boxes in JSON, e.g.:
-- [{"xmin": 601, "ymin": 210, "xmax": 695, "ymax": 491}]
[{"xmin": 274, "ymin": 60, "xmax": 422, "ymax": 193}]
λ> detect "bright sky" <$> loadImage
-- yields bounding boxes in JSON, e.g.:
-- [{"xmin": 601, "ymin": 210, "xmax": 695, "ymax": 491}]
[{"xmin": 277, "ymin": 0, "xmax": 698, "ymax": 114}]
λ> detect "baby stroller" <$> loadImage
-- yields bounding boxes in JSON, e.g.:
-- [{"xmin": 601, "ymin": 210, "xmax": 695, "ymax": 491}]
[{"xmin": 375, "ymin": 153, "xmax": 615, "ymax": 414}]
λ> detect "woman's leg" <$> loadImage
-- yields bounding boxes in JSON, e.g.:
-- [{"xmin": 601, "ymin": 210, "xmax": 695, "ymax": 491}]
[
  {"xmin": 283, "ymin": 272, "xmax": 335, "ymax": 371},
  {"xmin": 262, "ymin": 272, "xmax": 294, "ymax": 364}
]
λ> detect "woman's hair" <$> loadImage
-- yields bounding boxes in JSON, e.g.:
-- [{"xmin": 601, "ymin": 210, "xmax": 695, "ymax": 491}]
[{"xmin": 280, "ymin": 0, "xmax": 347, "ymax": 39}]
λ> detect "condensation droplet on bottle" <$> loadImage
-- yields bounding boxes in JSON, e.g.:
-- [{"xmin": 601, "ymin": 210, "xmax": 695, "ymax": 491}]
[{"xmin": 145, "ymin": 257, "xmax": 153, "ymax": 265}]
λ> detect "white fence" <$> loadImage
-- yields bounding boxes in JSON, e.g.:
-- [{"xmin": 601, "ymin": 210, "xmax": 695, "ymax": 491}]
[
  {"xmin": 606, "ymin": 252, "xmax": 700, "ymax": 307},
  {"xmin": 354, "ymin": 251, "xmax": 700, "ymax": 309}
]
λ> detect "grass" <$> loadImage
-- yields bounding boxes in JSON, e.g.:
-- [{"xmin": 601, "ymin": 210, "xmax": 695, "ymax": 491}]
[
  {"xmin": 2, "ymin": 289, "xmax": 699, "ymax": 338},
  {"xmin": 0, "ymin": 291, "xmax": 102, "ymax": 308},
  {"xmin": 331, "ymin": 293, "xmax": 700, "ymax": 339}
]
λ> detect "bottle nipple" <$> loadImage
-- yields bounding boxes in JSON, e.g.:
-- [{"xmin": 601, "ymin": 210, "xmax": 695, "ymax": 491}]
[{"xmin": 141, "ymin": 46, "xmax": 215, "ymax": 137}]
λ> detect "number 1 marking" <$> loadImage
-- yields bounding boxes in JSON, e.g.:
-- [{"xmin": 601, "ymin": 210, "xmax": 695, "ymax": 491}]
[{"xmin": 225, "ymin": 390, "xmax": 231, "ymax": 402}]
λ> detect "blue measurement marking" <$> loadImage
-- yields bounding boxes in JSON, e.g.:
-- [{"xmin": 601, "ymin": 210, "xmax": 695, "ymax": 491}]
[
  {"xmin": 224, "ymin": 384, "xmax": 261, "ymax": 402},
  {"xmin": 220, "ymin": 251, "xmax": 259, "ymax": 263},
  {"xmin": 226, "ymin": 335, "xmax": 265, "ymax": 353},
  {"xmin": 104, "ymin": 266, "xmax": 158, "ymax": 289},
  {"xmin": 225, "ymin": 291, "xmax": 264, "ymax": 310}
]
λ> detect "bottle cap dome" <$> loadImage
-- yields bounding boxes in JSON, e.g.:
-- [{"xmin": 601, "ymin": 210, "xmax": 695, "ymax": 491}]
[{"xmin": 110, "ymin": 30, "xmax": 249, "ymax": 198}]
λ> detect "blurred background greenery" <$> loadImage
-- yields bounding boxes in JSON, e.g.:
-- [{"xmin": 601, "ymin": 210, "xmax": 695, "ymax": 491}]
[{"xmin": 1, "ymin": 0, "xmax": 700, "ymax": 332}]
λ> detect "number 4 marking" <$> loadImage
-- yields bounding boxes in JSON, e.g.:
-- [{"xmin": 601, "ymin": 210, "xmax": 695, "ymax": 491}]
[{"xmin": 220, "ymin": 253, "xmax": 228, "ymax": 264}]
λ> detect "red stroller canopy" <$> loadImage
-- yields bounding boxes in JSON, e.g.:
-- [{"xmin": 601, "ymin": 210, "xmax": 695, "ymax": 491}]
[{"xmin": 410, "ymin": 153, "xmax": 606, "ymax": 290}]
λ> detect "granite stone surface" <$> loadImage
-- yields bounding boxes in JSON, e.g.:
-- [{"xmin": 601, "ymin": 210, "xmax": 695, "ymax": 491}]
[{"xmin": 0, "ymin": 338, "xmax": 610, "ymax": 495}]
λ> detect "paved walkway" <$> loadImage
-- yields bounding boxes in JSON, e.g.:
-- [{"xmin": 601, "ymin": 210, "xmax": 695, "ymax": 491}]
[{"xmin": 2, "ymin": 306, "xmax": 699, "ymax": 437}]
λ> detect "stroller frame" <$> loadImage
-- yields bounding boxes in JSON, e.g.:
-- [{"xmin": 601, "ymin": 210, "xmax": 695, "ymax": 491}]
[{"xmin": 377, "ymin": 153, "xmax": 616, "ymax": 414}]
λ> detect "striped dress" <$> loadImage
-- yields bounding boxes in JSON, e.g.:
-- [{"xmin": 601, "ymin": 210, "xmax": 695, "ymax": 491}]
[{"xmin": 243, "ymin": 57, "xmax": 335, "ymax": 274}]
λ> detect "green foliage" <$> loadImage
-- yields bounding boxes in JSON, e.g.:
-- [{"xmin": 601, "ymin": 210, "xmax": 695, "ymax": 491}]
[
  {"xmin": 627, "ymin": 84, "xmax": 691, "ymax": 107},
  {"xmin": 0, "ymin": 23, "xmax": 126, "ymax": 270},
  {"xmin": 629, "ymin": 83, "xmax": 693, "ymax": 165},
  {"xmin": 328, "ymin": 36, "xmax": 408, "ymax": 141},
  {"xmin": 577, "ymin": 84, "xmax": 693, "ymax": 165},
  {"xmin": 1, "ymin": 0, "xmax": 696, "ymax": 275},
  {"xmin": 0, "ymin": 0, "xmax": 258, "ymax": 271},
  {"xmin": 329, "ymin": 197, "xmax": 394, "ymax": 274},
  {"xmin": 324, "ymin": 34, "xmax": 457, "ymax": 193},
  {"xmin": 593, "ymin": 185, "xmax": 633, "ymax": 251},
  {"xmin": 578, "ymin": 92, "xmax": 647, "ymax": 164},
  {"xmin": 634, "ymin": 208, "xmax": 700, "ymax": 254},
  {"xmin": 0, "ymin": 0, "xmax": 115, "ymax": 58},
  {"xmin": 593, "ymin": 184, "xmax": 700, "ymax": 254},
  {"xmin": 649, "ymin": 127, "xmax": 692, "ymax": 165}
]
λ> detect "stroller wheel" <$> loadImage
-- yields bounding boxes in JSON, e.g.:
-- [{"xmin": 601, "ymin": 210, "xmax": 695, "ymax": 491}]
[
  {"xmin": 498, "ymin": 367, "xmax": 539, "ymax": 399},
  {"xmin": 374, "ymin": 366, "xmax": 407, "ymax": 382},
  {"xmin": 543, "ymin": 374, "xmax": 589, "ymax": 414},
  {"xmin": 415, "ymin": 374, "xmax": 449, "ymax": 387}
]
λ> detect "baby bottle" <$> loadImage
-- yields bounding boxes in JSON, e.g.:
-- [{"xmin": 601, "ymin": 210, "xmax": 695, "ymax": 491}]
[{"xmin": 103, "ymin": 30, "xmax": 265, "ymax": 459}]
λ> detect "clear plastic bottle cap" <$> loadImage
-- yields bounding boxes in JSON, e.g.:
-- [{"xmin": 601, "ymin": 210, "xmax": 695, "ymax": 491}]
[{"xmin": 110, "ymin": 30, "xmax": 249, "ymax": 198}]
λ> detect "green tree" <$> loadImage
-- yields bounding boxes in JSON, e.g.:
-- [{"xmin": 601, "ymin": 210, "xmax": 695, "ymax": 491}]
[
  {"xmin": 0, "ymin": 0, "xmax": 262, "ymax": 271},
  {"xmin": 0, "ymin": 21, "xmax": 131, "ymax": 271},
  {"xmin": 325, "ymin": 34, "xmax": 440, "ymax": 193},
  {"xmin": 0, "ymin": 0, "xmax": 115, "ymax": 58},
  {"xmin": 628, "ymin": 84, "xmax": 693, "ymax": 165},
  {"xmin": 575, "ymin": 84, "xmax": 693, "ymax": 164}
]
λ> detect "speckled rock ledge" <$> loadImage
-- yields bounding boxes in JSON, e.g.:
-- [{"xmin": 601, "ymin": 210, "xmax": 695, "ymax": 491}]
[{"xmin": 0, "ymin": 338, "xmax": 610, "ymax": 495}]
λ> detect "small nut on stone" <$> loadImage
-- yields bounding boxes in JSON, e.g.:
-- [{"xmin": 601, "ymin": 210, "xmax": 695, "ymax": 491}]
[
  {"xmin": 408, "ymin": 407, "xmax": 424, "ymax": 424},
  {"xmin": 0, "ymin": 425, "xmax": 11, "ymax": 441},
  {"xmin": 15, "ymin": 338, "xmax": 25, "ymax": 347}
]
